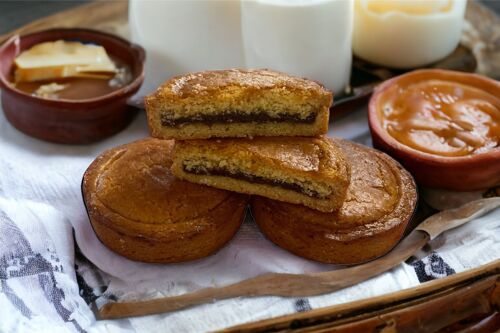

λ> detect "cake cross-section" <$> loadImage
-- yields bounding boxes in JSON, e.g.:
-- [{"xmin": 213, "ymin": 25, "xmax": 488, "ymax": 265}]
[
  {"xmin": 171, "ymin": 136, "xmax": 350, "ymax": 212},
  {"xmin": 145, "ymin": 69, "xmax": 332, "ymax": 139}
]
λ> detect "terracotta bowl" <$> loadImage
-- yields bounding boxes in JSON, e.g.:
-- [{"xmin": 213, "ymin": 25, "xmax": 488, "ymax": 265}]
[
  {"xmin": 0, "ymin": 28, "xmax": 145, "ymax": 144},
  {"xmin": 368, "ymin": 69, "xmax": 500, "ymax": 191}
]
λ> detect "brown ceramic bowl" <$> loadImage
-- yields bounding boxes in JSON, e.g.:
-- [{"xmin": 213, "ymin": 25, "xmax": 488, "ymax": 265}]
[
  {"xmin": 368, "ymin": 69, "xmax": 500, "ymax": 191},
  {"xmin": 0, "ymin": 28, "xmax": 145, "ymax": 144}
]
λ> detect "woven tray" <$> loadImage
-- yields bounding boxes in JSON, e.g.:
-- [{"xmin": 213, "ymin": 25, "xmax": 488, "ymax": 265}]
[{"xmin": 1, "ymin": 1, "xmax": 498, "ymax": 331}]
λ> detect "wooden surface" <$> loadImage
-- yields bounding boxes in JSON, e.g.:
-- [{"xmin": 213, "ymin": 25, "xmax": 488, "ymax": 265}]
[
  {"xmin": 0, "ymin": 1, "xmax": 88, "ymax": 35},
  {"xmin": 0, "ymin": 1, "xmax": 128, "ymax": 44}
]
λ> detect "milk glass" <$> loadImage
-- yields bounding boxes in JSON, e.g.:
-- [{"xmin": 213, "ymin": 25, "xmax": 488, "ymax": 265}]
[
  {"xmin": 129, "ymin": 0, "xmax": 245, "ymax": 94},
  {"xmin": 241, "ymin": 0, "xmax": 354, "ymax": 94},
  {"xmin": 353, "ymin": 0, "xmax": 467, "ymax": 68}
]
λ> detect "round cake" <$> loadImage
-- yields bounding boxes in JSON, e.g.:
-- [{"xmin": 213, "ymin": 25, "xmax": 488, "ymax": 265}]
[
  {"xmin": 82, "ymin": 138, "xmax": 248, "ymax": 263},
  {"xmin": 251, "ymin": 138, "xmax": 417, "ymax": 264}
]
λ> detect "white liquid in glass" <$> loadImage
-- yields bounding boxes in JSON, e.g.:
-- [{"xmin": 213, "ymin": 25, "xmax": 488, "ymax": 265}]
[
  {"xmin": 241, "ymin": 0, "xmax": 353, "ymax": 94},
  {"xmin": 129, "ymin": 0, "xmax": 245, "ymax": 95}
]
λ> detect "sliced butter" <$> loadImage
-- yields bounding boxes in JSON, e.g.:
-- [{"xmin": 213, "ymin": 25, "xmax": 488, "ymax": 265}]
[{"xmin": 14, "ymin": 40, "xmax": 117, "ymax": 82}]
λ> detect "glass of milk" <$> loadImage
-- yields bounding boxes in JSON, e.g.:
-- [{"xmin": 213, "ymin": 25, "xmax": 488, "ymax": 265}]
[
  {"xmin": 353, "ymin": 0, "xmax": 467, "ymax": 68},
  {"xmin": 129, "ymin": 0, "xmax": 245, "ymax": 95},
  {"xmin": 241, "ymin": 0, "xmax": 354, "ymax": 94}
]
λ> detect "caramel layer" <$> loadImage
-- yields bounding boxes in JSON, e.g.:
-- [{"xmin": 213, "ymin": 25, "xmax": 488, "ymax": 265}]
[
  {"xmin": 162, "ymin": 110, "xmax": 317, "ymax": 127},
  {"xmin": 183, "ymin": 164, "xmax": 326, "ymax": 199}
]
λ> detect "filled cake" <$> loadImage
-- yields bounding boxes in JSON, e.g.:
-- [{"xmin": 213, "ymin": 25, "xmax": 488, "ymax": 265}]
[
  {"xmin": 82, "ymin": 138, "xmax": 248, "ymax": 263},
  {"xmin": 251, "ymin": 138, "xmax": 417, "ymax": 264},
  {"xmin": 82, "ymin": 66, "xmax": 420, "ymax": 267},
  {"xmin": 171, "ymin": 136, "xmax": 351, "ymax": 213},
  {"xmin": 145, "ymin": 69, "xmax": 332, "ymax": 139}
]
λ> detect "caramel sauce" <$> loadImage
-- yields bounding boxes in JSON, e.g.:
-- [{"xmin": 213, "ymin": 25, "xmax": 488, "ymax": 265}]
[{"xmin": 381, "ymin": 79, "xmax": 500, "ymax": 157}]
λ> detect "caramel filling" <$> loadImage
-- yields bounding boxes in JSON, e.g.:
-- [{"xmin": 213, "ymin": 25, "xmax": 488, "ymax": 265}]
[
  {"xmin": 182, "ymin": 163, "xmax": 329, "ymax": 199},
  {"xmin": 161, "ymin": 110, "xmax": 317, "ymax": 127}
]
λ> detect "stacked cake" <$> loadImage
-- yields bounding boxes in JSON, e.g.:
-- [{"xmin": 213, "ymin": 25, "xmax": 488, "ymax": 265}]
[
  {"xmin": 83, "ymin": 69, "xmax": 417, "ymax": 265},
  {"xmin": 146, "ymin": 69, "xmax": 350, "ymax": 212},
  {"xmin": 144, "ymin": 69, "xmax": 417, "ymax": 264}
]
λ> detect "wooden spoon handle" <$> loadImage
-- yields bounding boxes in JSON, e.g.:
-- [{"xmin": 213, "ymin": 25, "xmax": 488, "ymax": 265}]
[
  {"xmin": 416, "ymin": 197, "xmax": 500, "ymax": 240},
  {"xmin": 99, "ymin": 231, "xmax": 428, "ymax": 320},
  {"xmin": 312, "ymin": 231, "xmax": 429, "ymax": 285}
]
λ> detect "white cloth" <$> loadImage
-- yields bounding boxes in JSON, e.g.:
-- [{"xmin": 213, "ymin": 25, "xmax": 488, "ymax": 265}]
[{"xmin": 0, "ymin": 102, "xmax": 499, "ymax": 333}]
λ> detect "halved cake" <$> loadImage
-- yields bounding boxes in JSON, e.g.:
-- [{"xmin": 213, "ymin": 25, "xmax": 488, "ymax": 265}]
[
  {"xmin": 251, "ymin": 138, "xmax": 418, "ymax": 264},
  {"xmin": 171, "ymin": 136, "xmax": 350, "ymax": 212},
  {"xmin": 145, "ymin": 69, "xmax": 332, "ymax": 139}
]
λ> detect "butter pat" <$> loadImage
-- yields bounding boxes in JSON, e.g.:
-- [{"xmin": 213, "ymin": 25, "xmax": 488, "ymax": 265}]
[
  {"xmin": 353, "ymin": 0, "xmax": 467, "ymax": 69},
  {"xmin": 14, "ymin": 40, "xmax": 116, "ymax": 82}
]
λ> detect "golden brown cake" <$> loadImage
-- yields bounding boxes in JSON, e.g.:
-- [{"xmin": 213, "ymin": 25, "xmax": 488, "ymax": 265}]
[
  {"xmin": 82, "ymin": 138, "xmax": 248, "ymax": 263},
  {"xmin": 145, "ymin": 69, "xmax": 332, "ymax": 139},
  {"xmin": 171, "ymin": 136, "xmax": 350, "ymax": 213},
  {"xmin": 251, "ymin": 139, "xmax": 417, "ymax": 264}
]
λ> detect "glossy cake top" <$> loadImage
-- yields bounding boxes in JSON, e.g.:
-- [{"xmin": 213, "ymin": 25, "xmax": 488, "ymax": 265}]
[
  {"xmin": 259, "ymin": 139, "xmax": 417, "ymax": 231},
  {"xmin": 85, "ymin": 138, "xmax": 231, "ymax": 224},
  {"xmin": 175, "ymin": 136, "xmax": 349, "ymax": 179},
  {"xmin": 147, "ymin": 69, "xmax": 332, "ymax": 100}
]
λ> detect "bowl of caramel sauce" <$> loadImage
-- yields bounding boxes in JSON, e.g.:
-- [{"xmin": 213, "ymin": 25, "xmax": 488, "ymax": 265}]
[
  {"xmin": 0, "ymin": 29, "xmax": 145, "ymax": 144},
  {"xmin": 369, "ymin": 69, "xmax": 499, "ymax": 191}
]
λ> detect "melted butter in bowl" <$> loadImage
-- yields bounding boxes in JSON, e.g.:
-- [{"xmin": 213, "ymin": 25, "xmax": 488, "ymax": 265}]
[
  {"xmin": 380, "ymin": 79, "xmax": 500, "ymax": 157},
  {"xmin": 10, "ymin": 40, "xmax": 132, "ymax": 100},
  {"xmin": 13, "ymin": 60, "xmax": 132, "ymax": 100},
  {"xmin": 0, "ymin": 28, "xmax": 145, "ymax": 144}
]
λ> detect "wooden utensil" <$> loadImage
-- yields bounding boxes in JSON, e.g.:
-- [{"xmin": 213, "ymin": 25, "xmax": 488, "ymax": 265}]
[{"xmin": 99, "ymin": 197, "xmax": 500, "ymax": 320}]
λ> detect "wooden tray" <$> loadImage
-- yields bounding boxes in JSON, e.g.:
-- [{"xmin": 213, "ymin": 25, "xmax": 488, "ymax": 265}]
[
  {"xmin": 1, "ymin": 2, "xmax": 499, "ymax": 332},
  {"xmin": 221, "ymin": 260, "xmax": 500, "ymax": 332}
]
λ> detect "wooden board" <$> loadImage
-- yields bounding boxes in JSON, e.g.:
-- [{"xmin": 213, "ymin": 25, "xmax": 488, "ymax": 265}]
[
  {"xmin": 220, "ymin": 260, "xmax": 500, "ymax": 332},
  {"xmin": 0, "ymin": 1, "xmax": 129, "ymax": 44}
]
